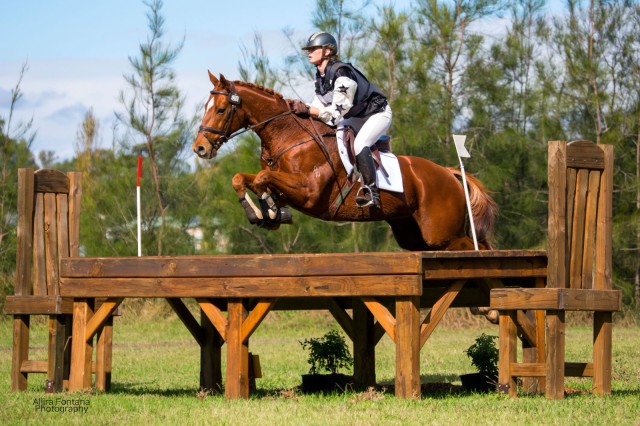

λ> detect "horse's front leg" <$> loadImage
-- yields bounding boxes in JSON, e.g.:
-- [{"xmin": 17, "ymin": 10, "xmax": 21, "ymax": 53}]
[
  {"xmin": 231, "ymin": 172, "xmax": 264, "ymax": 224},
  {"xmin": 250, "ymin": 169, "xmax": 326, "ymax": 217}
]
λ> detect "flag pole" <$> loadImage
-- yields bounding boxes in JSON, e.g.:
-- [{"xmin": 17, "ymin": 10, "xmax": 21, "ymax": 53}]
[
  {"xmin": 452, "ymin": 135, "xmax": 479, "ymax": 251},
  {"xmin": 137, "ymin": 155, "xmax": 143, "ymax": 257}
]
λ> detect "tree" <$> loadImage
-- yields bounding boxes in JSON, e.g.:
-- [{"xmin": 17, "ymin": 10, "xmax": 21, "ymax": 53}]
[{"xmin": 115, "ymin": 0, "xmax": 194, "ymax": 256}]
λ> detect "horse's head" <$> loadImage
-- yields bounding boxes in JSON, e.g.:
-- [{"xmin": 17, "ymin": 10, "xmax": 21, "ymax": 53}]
[{"xmin": 192, "ymin": 71, "xmax": 248, "ymax": 159}]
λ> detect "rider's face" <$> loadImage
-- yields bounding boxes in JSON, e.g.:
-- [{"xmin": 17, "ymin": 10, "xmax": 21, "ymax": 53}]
[{"xmin": 307, "ymin": 47, "xmax": 324, "ymax": 66}]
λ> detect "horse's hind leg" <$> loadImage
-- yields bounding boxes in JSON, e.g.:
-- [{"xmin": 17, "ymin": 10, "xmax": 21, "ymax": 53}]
[{"xmin": 387, "ymin": 218, "xmax": 429, "ymax": 251}]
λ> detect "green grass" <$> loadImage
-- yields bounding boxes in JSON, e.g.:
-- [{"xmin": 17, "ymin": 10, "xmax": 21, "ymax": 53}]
[{"xmin": 1, "ymin": 308, "xmax": 639, "ymax": 425}]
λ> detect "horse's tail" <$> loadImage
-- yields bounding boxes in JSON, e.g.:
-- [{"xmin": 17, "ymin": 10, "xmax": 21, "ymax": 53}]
[{"xmin": 449, "ymin": 168, "xmax": 498, "ymax": 249}]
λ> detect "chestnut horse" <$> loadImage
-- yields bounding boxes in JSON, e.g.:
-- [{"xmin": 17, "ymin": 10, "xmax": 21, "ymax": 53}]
[{"xmin": 192, "ymin": 72, "xmax": 497, "ymax": 251}]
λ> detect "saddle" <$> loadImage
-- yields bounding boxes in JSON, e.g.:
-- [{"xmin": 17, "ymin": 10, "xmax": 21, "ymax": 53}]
[{"xmin": 342, "ymin": 126, "xmax": 391, "ymax": 177}]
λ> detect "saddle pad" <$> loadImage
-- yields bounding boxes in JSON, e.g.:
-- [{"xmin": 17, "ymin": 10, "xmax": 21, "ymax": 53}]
[{"xmin": 336, "ymin": 134, "xmax": 404, "ymax": 193}]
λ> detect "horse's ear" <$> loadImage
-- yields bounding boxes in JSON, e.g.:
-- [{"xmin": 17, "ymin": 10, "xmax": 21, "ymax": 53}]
[
  {"xmin": 219, "ymin": 74, "xmax": 229, "ymax": 87},
  {"xmin": 208, "ymin": 70, "xmax": 219, "ymax": 86}
]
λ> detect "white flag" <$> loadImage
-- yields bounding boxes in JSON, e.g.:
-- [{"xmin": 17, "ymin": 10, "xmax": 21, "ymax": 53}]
[{"xmin": 453, "ymin": 134, "xmax": 470, "ymax": 158}]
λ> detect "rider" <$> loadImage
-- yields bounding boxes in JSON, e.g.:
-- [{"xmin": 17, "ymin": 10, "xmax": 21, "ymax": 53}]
[{"xmin": 292, "ymin": 31, "xmax": 392, "ymax": 209}]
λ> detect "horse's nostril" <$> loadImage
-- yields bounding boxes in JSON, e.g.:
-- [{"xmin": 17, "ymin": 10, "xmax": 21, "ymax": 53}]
[{"xmin": 196, "ymin": 145, "xmax": 207, "ymax": 155}]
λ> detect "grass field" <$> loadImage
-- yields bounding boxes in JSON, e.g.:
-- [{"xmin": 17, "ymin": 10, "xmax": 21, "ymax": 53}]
[{"xmin": 1, "ymin": 305, "xmax": 639, "ymax": 425}]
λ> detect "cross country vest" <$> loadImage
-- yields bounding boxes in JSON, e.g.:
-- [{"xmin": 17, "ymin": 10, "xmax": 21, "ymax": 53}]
[{"xmin": 314, "ymin": 61, "xmax": 387, "ymax": 119}]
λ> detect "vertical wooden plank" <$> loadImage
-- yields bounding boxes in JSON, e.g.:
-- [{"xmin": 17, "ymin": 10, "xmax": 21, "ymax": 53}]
[
  {"xmin": 226, "ymin": 299, "xmax": 249, "ymax": 399},
  {"xmin": 565, "ymin": 168, "xmax": 577, "ymax": 286},
  {"xmin": 593, "ymin": 312, "xmax": 612, "ymax": 395},
  {"xmin": 67, "ymin": 172, "xmax": 82, "ymax": 258},
  {"xmin": 521, "ymin": 310, "xmax": 538, "ymax": 394},
  {"xmin": 95, "ymin": 317, "xmax": 113, "ymax": 391},
  {"xmin": 46, "ymin": 315, "xmax": 66, "ymax": 392},
  {"xmin": 580, "ymin": 170, "xmax": 601, "ymax": 289},
  {"xmin": 395, "ymin": 296, "xmax": 420, "ymax": 399},
  {"xmin": 535, "ymin": 307, "xmax": 546, "ymax": 393},
  {"xmin": 353, "ymin": 297, "xmax": 376, "ymax": 389},
  {"xmin": 11, "ymin": 316, "xmax": 30, "ymax": 391},
  {"xmin": 569, "ymin": 169, "xmax": 589, "ymax": 289},
  {"xmin": 545, "ymin": 310, "xmax": 565, "ymax": 399},
  {"xmin": 57, "ymin": 193, "xmax": 70, "ymax": 261},
  {"xmin": 200, "ymin": 307, "xmax": 223, "ymax": 393},
  {"xmin": 595, "ymin": 144, "xmax": 613, "ymax": 291},
  {"xmin": 15, "ymin": 168, "xmax": 35, "ymax": 296},
  {"xmin": 498, "ymin": 311, "xmax": 517, "ymax": 397},
  {"xmin": 69, "ymin": 300, "xmax": 94, "ymax": 391},
  {"xmin": 548, "ymin": 142, "xmax": 567, "ymax": 289},
  {"xmin": 44, "ymin": 193, "xmax": 59, "ymax": 296},
  {"xmin": 33, "ymin": 193, "xmax": 47, "ymax": 296},
  {"xmin": 63, "ymin": 315, "xmax": 73, "ymax": 389}
]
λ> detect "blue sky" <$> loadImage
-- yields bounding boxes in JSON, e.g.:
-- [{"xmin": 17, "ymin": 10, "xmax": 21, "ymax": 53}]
[{"xmin": 1, "ymin": 0, "xmax": 562, "ymax": 163}]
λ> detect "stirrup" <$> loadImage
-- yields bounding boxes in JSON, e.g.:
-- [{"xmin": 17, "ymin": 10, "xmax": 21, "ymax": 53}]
[{"xmin": 356, "ymin": 185, "xmax": 380, "ymax": 208}]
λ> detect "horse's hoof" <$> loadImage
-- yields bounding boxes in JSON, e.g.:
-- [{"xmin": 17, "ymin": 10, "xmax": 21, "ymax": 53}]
[
  {"xmin": 258, "ymin": 219, "xmax": 281, "ymax": 230},
  {"xmin": 279, "ymin": 207, "xmax": 293, "ymax": 224}
]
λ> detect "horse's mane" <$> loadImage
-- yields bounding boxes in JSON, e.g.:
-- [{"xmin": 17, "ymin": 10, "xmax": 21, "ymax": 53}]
[{"xmin": 234, "ymin": 81, "xmax": 285, "ymax": 100}]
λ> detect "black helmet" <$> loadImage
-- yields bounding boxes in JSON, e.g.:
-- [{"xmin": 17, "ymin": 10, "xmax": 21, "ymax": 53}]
[{"xmin": 302, "ymin": 31, "xmax": 338, "ymax": 54}]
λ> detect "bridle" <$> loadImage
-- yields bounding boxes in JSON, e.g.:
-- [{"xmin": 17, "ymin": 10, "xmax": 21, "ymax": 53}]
[
  {"xmin": 197, "ymin": 81, "xmax": 243, "ymax": 151},
  {"xmin": 197, "ymin": 82, "xmax": 293, "ymax": 151}
]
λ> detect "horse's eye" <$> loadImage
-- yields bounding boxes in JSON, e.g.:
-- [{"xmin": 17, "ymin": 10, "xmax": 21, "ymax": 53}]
[{"xmin": 216, "ymin": 107, "xmax": 226, "ymax": 115}]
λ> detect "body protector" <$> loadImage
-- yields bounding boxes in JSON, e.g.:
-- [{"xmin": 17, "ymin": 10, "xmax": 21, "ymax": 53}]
[{"xmin": 312, "ymin": 61, "xmax": 387, "ymax": 127}]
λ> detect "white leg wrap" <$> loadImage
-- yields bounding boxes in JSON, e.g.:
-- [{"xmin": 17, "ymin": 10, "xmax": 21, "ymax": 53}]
[{"xmin": 244, "ymin": 193, "xmax": 263, "ymax": 220}]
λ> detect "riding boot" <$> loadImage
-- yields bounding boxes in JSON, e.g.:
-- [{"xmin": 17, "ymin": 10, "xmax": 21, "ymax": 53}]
[{"xmin": 355, "ymin": 146, "xmax": 381, "ymax": 208}]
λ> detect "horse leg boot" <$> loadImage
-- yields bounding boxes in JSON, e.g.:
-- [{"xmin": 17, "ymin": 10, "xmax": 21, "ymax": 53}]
[{"xmin": 355, "ymin": 146, "xmax": 381, "ymax": 208}]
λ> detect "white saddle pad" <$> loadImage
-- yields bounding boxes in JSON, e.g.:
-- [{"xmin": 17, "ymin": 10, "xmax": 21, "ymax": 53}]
[{"xmin": 336, "ymin": 139, "xmax": 404, "ymax": 193}]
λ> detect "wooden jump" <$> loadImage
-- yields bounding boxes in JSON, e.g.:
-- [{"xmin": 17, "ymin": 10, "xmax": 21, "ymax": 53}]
[
  {"xmin": 58, "ymin": 250, "xmax": 546, "ymax": 398},
  {"xmin": 9, "ymin": 141, "xmax": 619, "ymax": 400}
]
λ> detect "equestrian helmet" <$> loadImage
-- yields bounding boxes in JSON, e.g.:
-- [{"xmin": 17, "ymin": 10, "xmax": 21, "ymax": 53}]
[{"xmin": 302, "ymin": 31, "xmax": 338, "ymax": 54}]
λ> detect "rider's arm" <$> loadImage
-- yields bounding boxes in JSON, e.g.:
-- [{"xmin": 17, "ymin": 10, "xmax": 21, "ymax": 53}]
[{"xmin": 309, "ymin": 68, "xmax": 357, "ymax": 126}]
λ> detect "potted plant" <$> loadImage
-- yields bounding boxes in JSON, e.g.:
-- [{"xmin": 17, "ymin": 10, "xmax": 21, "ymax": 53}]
[
  {"xmin": 460, "ymin": 333, "xmax": 498, "ymax": 393},
  {"xmin": 299, "ymin": 330, "xmax": 353, "ymax": 393}
]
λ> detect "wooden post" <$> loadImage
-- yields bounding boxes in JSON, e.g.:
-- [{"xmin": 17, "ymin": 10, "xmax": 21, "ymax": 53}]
[
  {"xmin": 200, "ymin": 307, "xmax": 223, "ymax": 393},
  {"xmin": 498, "ymin": 311, "xmax": 517, "ymax": 397},
  {"xmin": 593, "ymin": 311, "xmax": 612, "ymax": 395},
  {"xmin": 226, "ymin": 299, "xmax": 249, "ymax": 399},
  {"xmin": 395, "ymin": 296, "xmax": 420, "ymax": 399},
  {"xmin": 353, "ymin": 297, "xmax": 376, "ymax": 389},
  {"xmin": 69, "ymin": 299, "xmax": 94, "ymax": 391},
  {"xmin": 95, "ymin": 317, "xmax": 114, "ymax": 391},
  {"xmin": 545, "ymin": 310, "xmax": 565, "ymax": 399},
  {"xmin": 46, "ymin": 315, "xmax": 66, "ymax": 392},
  {"xmin": 11, "ymin": 316, "xmax": 30, "ymax": 391}
]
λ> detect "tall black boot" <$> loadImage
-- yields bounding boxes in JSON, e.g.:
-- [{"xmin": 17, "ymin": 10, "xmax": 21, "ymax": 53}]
[{"xmin": 355, "ymin": 146, "xmax": 381, "ymax": 208}]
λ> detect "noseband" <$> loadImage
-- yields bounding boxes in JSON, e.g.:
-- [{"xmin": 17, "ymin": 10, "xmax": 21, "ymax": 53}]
[{"xmin": 197, "ymin": 81, "xmax": 242, "ymax": 150}]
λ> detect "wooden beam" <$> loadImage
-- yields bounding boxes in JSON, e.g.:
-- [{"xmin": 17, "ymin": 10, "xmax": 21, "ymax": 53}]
[
  {"xmin": 20, "ymin": 360, "xmax": 48, "ymax": 373},
  {"xmin": 490, "ymin": 288, "xmax": 621, "ymax": 311},
  {"xmin": 240, "ymin": 298, "xmax": 276, "ymax": 343},
  {"xmin": 60, "ymin": 275, "xmax": 422, "ymax": 298},
  {"xmin": 15, "ymin": 169, "xmax": 35, "ymax": 296},
  {"xmin": 362, "ymin": 298, "xmax": 396, "ymax": 343},
  {"xmin": 61, "ymin": 252, "xmax": 422, "ymax": 278},
  {"xmin": 4, "ymin": 296, "xmax": 74, "ymax": 315},
  {"xmin": 197, "ymin": 299, "xmax": 228, "ymax": 341},
  {"xmin": 95, "ymin": 316, "xmax": 113, "ymax": 391},
  {"xmin": 166, "ymin": 298, "xmax": 204, "ymax": 346},
  {"xmin": 85, "ymin": 298, "xmax": 123, "ymax": 342},
  {"xmin": 326, "ymin": 298, "xmax": 354, "ymax": 341},
  {"xmin": 34, "ymin": 169, "xmax": 70, "ymax": 193},
  {"xmin": 420, "ymin": 280, "xmax": 465, "ymax": 348}
]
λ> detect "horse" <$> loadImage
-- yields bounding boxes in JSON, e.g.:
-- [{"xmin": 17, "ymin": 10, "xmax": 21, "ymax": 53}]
[{"xmin": 192, "ymin": 72, "xmax": 497, "ymax": 251}]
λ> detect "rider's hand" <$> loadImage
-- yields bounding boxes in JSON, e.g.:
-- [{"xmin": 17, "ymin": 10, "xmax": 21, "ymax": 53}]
[{"xmin": 292, "ymin": 100, "xmax": 310, "ymax": 117}]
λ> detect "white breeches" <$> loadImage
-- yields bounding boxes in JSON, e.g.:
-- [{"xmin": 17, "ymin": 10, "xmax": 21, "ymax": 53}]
[{"xmin": 338, "ymin": 104, "xmax": 392, "ymax": 155}]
